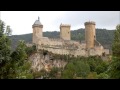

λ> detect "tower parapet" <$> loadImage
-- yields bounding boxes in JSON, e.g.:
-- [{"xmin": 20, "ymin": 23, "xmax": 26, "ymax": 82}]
[
  {"xmin": 84, "ymin": 21, "xmax": 96, "ymax": 25},
  {"xmin": 60, "ymin": 24, "xmax": 71, "ymax": 27}
]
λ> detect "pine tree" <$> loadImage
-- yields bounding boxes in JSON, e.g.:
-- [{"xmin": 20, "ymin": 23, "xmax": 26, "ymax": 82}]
[
  {"xmin": 0, "ymin": 20, "xmax": 11, "ymax": 79},
  {"xmin": 5, "ymin": 25, "xmax": 12, "ymax": 36}
]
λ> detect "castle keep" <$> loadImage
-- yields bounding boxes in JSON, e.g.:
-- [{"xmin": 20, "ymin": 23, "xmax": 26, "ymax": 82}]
[
  {"xmin": 32, "ymin": 17, "xmax": 109, "ymax": 57},
  {"xmin": 60, "ymin": 24, "xmax": 71, "ymax": 40},
  {"xmin": 85, "ymin": 21, "xmax": 96, "ymax": 49}
]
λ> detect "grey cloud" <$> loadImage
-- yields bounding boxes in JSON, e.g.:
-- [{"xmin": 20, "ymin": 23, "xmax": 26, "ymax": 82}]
[{"xmin": 53, "ymin": 11, "xmax": 119, "ymax": 30}]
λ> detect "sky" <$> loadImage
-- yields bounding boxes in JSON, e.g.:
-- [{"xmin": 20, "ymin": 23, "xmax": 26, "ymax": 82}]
[{"xmin": 0, "ymin": 11, "xmax": 120, "ymax": 35}]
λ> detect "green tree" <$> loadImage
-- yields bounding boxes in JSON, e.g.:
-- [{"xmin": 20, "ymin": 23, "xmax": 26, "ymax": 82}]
[
  {"xmin": 0, "ymin": 20, "xmax": 11, "ymax": 79},
  {"xmin": 112, "ymin": 25, "xmax": 120, "ymax": 57},
  {"xmin": 61, "ymin": 60, "xmax": 90, "ymax": 79},
  {"xmin": 108, "ymin": 24, "xmax": 120, "ymax": 79},
  {"xmin": 5, "ymin": 25, "xmax": 12, "ymax": 36},
  {"xmin": 61, "ymin": 63, "xmax": 75, "ymax": 79},
  {"xmin": 11, "ymin": 40, "xmax": 33, "ymax": 79},
  {"xmin": 12, "ymin": 40, "xmax": 27, "ymax": 63},
  {"xmin": 0, "ymin": 20, "xmax": 5, "ymax": 36},
  {"xmin": 26, "ymin": 44, "xmax": 36, "ymax": 56},
  {"xmin": 97, "ymin": 73, "xmax": 109, "ymax": 79},
  {"xmin": 95, "ymin": 62, "xmax": 108, "ymax": 74},
  {"xmin": 14, "ymin": 60, "xmax": 33, "ymax": 79},
  {"xmin": 75, "ymin": 61, "xmax": 90, "ymax": 78},
  {"xmin": 87, "ymin": 56, "xmax": 103, "ymax": 72}
]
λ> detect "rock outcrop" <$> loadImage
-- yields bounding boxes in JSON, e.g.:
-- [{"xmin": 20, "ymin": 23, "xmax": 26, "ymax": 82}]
[{"xmin": 29, "ymin": 52, "xmax": 67, "ymax": 72}]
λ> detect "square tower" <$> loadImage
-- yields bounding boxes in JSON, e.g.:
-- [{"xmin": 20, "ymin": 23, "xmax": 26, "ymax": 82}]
[{"xmin": 60, "ymin": 24, "xmax": 71, "ymax": 40}]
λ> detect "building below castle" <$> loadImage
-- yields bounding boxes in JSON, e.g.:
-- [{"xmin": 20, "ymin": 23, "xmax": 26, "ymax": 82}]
[{"xmin": 31, "ymin": 17, "xmax": 109, "ymax": 57}]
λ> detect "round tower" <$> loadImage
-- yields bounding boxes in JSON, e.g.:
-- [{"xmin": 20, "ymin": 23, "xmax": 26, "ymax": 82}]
[
  {"xmin": 60, "ymin": 24, "xmax": 71, "ymax": 40},
  {"xmin": 84, "ymin": 21, "xmax": 96, "ymax": 49},
  {"xmin": 32, "ymin": 17, "xmax": 43, "ymax": 44}
]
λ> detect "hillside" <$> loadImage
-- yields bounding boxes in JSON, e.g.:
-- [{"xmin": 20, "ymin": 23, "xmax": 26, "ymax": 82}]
[{"xmin": 9, "ymin": 28, "xmax": 115, "ymax": 51}]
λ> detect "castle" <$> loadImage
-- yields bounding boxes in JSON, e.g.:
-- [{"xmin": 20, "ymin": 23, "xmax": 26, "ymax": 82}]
[{"xmin": 31, "ymin": 17, "xmax": 109, "ymax": 57}]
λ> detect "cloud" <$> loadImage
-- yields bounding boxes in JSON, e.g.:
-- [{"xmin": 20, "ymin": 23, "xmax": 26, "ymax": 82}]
[
  {"xmin": 1, "ymin": 11, "xmax": 119, "ymax": 35},
  {"xmin": 53, "ymin": 11, "xmax": 119, "ymax": 30}
]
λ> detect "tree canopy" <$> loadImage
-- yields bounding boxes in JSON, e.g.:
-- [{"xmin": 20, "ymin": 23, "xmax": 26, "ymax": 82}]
[{"xmin": 108, "ymin": 24, "xmax": 120, "ymax": 79}]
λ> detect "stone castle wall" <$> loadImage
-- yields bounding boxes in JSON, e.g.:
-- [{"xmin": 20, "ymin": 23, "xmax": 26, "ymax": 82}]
[
  {"xmin": 103, "ymin": 49, "xmax": 110, "ymax": 55},
  {"xmin": 38, "ymin": 37, "xmax": 81, "ymax": 47},
  {"xmin": 38, "ymin": 38, "xmax": 63, "ymax": 46},
  {"xmin": 37, "ymin": 45, "xmax": 88, "ymax": 57},
  {"xmin": 37, "ymin": 44, "xmax": 107, "ymax": 57},
  {"xmin": 32, "ymin": 19, "xmax": 109, "ymax": 57},
  {"xmin": 34, "ymin": 36, "xmax": 107, "ymax": 57}
]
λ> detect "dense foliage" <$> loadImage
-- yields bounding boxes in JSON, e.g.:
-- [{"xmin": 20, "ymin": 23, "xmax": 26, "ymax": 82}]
[
  {"xmin": 0, "ymin": 20, "xmax": 34, "ymax": 79},
  {"xmin": 108, "ymin": 24, "xmax": 120, "ymax": 79},
  {"xmin": 0, "ymin": 20, "xmax": 12, "ymax": 79},
  {"xmin": 31, "ymin": 55, "xmax": 110, "ymax": 79}
]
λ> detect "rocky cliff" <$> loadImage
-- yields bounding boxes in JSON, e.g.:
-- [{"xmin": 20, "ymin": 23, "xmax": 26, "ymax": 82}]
[{"xmin": 29, "ymin": 51, "xmax": 67, "ymax": 72}]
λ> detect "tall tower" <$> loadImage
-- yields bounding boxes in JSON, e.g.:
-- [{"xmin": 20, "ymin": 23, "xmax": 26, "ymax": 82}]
[
  {"xmin": 32, "ymin": 17, "xmax": 43, "ymax": 44},
  {"xmin": 84, "ymin": 21, "xmax": 96, "ymax": 49},
  {"xmin": 60, "ymin": 24, "xmax": 71, "ymax": 40}
]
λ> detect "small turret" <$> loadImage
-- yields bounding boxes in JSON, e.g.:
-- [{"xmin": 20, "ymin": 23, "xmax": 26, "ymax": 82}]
[
  {"xmin": 32, "ymin": 17, "xmax": 43, "ymax": 44},
  {"xmin": 32, "ymin": 16, "xmax": 43, "ymax": 28}
]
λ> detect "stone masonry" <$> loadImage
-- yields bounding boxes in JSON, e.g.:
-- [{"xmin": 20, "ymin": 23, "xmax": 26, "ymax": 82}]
[{"xmin": 31, "ymin": 17, "xmax": 109, "ymax": 57}]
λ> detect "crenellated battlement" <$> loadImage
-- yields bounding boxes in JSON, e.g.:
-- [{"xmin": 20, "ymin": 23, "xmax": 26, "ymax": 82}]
[
  {"xmin": 60, "ymin": 24, "xmax": 71, "ymax": 27},
  {"xmin": 84, "ymin": 21, "xmax": 96, "ymax": 25}
]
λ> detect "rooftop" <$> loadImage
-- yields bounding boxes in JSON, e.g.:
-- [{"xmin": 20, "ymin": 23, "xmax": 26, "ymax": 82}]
[{"xmin": 33, "ymin": 17, "xmax": 43, "ymax": 27}]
